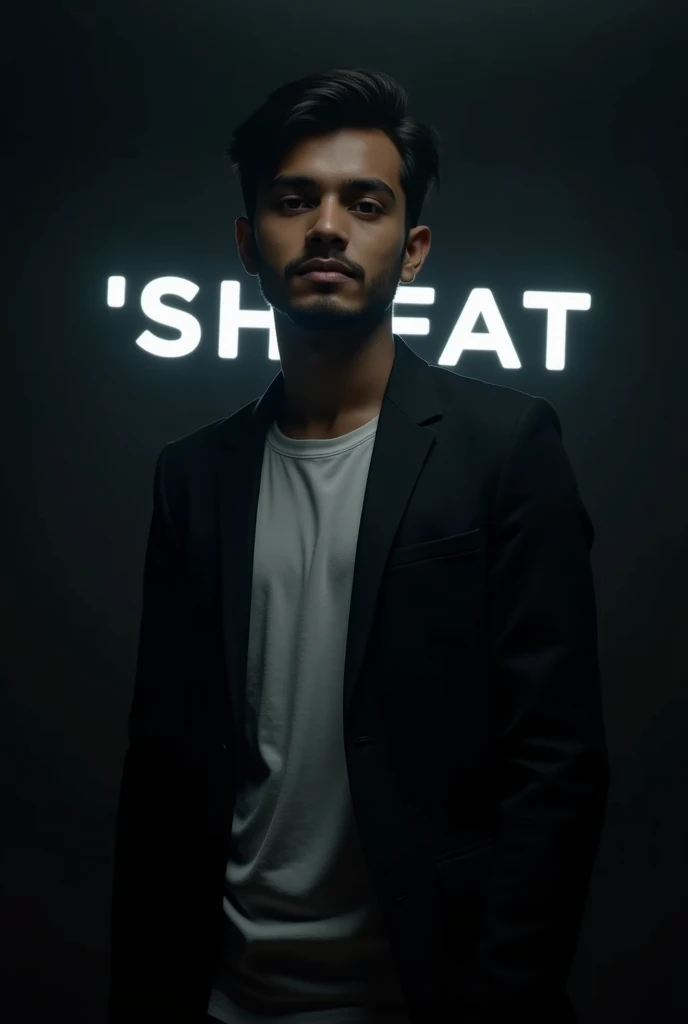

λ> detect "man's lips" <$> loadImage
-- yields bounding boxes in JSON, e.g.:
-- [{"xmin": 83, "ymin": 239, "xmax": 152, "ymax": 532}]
[
  {"xmin": 300, "ymin": 270, "xmax": 353, "ymax": 281},
  {"xmin": 297, "ymin": 259, "xmax": 355, "ymax": 277}
]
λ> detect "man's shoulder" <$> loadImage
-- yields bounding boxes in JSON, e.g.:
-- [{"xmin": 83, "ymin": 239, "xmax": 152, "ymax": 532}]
[
  {"xmin": 428, "ymin": 362, "xmax": 558, "ymax": 441},
  {"xmin": 161, "ymin": 398, "xmax": 257, "ymax": 460},
  {"xmin": 157, "ymin": 361, "xmax": 558, "ymax": 467}
]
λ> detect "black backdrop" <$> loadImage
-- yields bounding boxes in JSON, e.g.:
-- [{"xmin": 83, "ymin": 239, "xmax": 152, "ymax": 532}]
[{"xmin": 3, "ymin": 2, "xmax": 687, "ymax": 1022}]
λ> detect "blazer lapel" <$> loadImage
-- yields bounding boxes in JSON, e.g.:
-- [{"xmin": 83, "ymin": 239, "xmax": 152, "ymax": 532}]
[{"xmin": 213, "ymin": 335, "xmax": 444, "ymax": 731}]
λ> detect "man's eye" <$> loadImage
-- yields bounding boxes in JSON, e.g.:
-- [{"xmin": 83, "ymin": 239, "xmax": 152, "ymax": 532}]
[
  {"xmin": 278, "ymin": 197, "xmax": 382, "ymax": 214},
  {"xmin": 355, "ymin": 201, "xmax": 382, "ymax": 214},
  {"xmin": 279, "ymin": 197, "xmax": 307, "ymax": 210}
]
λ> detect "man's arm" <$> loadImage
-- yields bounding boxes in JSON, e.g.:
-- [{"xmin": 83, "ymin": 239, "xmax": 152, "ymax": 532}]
[
  {"xmin": 107, "ymin": 443, "xmax": 189, "ymax": 1022},
  {"xmin": 123, "ymin": 443, "xmax": 188, "ymax": 745},
  {"xmin": 463, "ymin": 397, "xmax": 610, "ymax": 1022}
]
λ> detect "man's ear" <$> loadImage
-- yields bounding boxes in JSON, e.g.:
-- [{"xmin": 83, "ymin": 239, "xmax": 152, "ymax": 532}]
[{"xmin": 235, "ymin": 216, "xmax": 259, "ymax": 276}]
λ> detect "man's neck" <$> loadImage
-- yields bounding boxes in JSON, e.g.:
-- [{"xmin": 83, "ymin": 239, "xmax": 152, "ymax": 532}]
[
  {"xmin": 276, "ymin": 327, "xmax": 395, "ymax": 440},
  {"xmin": 277, "ymin": 405, "xmax": 382, "ymax": 441}
]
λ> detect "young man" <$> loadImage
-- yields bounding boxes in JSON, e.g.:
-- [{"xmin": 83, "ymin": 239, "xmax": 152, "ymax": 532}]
[{"xmin": 108, "ymin": 68, "xmax": 610, "ymax": 1024}]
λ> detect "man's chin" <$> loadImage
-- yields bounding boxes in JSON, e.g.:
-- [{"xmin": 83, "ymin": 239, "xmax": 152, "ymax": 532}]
[
  {"xmin": 273, "ymin": 302, "xmax": 369, "ymax": 332},
  {"xmin": 287, "ymin": 317, "xmax": 360, "ymax": 335},
  {"xmin": 275, "ymin": 295, "xmax": 395, "ymax": 333}
]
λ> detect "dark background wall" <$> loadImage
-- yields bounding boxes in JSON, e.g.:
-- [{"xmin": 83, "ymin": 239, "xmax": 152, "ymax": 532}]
[{"xmin": 2, "ymin": 2, "xmax": 686, "ymax": 1021}]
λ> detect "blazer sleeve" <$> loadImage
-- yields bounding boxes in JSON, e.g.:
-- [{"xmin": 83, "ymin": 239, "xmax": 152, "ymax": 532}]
[
  {"xmin": 107, "ymin": 443, "xmax": 190, "ymax": 1022},
  {"xmin": 463, "ymin": 397, "xmax": 611, "ymax": 1021},
  {"xmin": 124, "ymin": 443, "xmax": 188, "ymax": 746}
]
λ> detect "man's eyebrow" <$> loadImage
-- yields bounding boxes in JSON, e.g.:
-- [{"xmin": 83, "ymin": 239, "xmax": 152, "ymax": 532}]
[{"xmin": 267, "ymin": 174, "xmax": 397, "ymax": 203}]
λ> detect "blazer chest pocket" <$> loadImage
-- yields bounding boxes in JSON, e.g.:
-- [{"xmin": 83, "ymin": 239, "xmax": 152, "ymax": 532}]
[{"xmin": 387, "ymin": 527, "xmax": 482, "ymax": 569}]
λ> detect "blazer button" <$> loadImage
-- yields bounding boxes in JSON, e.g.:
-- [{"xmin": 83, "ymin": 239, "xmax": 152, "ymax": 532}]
[{"xmin": 354, "ymin": 735, "xmax": 373, "ymax": 748}]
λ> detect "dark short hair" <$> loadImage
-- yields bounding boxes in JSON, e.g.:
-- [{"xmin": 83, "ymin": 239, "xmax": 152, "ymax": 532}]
[{"xmin": 226, "ymin": 67, "xmax": 441, "ymax": 233}]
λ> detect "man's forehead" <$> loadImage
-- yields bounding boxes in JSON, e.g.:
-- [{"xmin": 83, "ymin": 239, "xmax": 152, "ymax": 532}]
[{"xmin": 272, "ymin": 129, "xmax": 401, "ymax": 186}]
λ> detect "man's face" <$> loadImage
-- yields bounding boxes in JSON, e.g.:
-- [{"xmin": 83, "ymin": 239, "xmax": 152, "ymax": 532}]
[{"xmin": 235, "ymin": 128, "xmax": 431, "ymax": 334}]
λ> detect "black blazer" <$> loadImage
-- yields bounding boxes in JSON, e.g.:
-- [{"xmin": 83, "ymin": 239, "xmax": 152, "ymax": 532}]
[{"xmin": 108, "ymin": 335, "xmax": 610, "ymax": 1024}]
